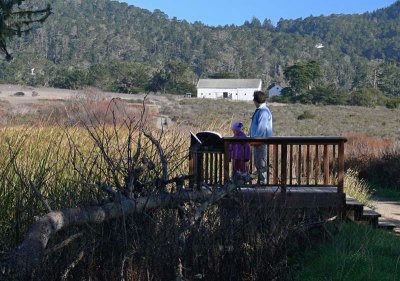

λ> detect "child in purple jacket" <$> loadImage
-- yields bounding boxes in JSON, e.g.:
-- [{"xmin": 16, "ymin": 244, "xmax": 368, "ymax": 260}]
[{"xmin": 230, "ymin": 122, "xmax": 251, "ymax": 174}]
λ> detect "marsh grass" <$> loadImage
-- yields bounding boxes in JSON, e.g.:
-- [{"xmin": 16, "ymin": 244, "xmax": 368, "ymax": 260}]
[
  {"xmin": 0, "ymin": 126, "xmax": 99, "ymax": 245},
  {"xmin": 0, "ymin": 123, "xmax": 190, "ymax": 248},
  {"xmin": 344, "ymin": 169, "xmax": 373, "ymax": 207}
]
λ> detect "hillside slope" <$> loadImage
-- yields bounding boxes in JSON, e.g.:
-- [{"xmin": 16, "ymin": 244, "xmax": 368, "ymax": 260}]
[{"xmin": 1, "ymin": 0, "xmax": 400, "ymax": 91}]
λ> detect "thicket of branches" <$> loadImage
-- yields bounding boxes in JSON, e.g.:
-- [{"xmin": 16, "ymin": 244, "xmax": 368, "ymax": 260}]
[{"xmin": 0, "ymin": 98, "xmax": 334, "ymax": 280}]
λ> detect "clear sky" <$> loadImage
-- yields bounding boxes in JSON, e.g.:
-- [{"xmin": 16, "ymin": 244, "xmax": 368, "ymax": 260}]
[{"xmin": 120, "ymin": 0, "xmax": 397, "ymax": 26}]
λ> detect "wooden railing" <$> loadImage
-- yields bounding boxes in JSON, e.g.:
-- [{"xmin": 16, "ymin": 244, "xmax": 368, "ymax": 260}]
[{"xmin": 189, "ymin": 136, "xmax": 347, "ymax": 193}]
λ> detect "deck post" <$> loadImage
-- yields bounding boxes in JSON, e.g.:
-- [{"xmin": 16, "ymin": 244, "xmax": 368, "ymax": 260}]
[
  {"xmin": 281, "ymin": 143, "xmax": 287, "ymax": 194},
  {"xmin": 188, "ymin": 151, "xmax": 194, "ymax": 188},
  {"xmin": 273, "ymin": 144, "xmax": 279, "ymax": 185},
  {"xmin": 205, "ymin": 153, "xmax": 209, "ymax": 184},
  {"xmin": 323, "ymin": 145, "xmax": 330, "ymax": 185},
  {"xmin": 196, "ymin": 152, "xmax": 203, "ymax": 188},
  {"xmin": 223, "ymin": 140, "xmax": 230, "ymax": 183},
  {"xmin": 338, "ymin": 141, "xmax": 345, "ymax": 194}
]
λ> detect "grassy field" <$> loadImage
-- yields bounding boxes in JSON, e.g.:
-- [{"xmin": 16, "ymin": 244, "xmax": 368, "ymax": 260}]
[{"xmin": 162, "ymin": 98, "xmax": 400, "ymax": 139}]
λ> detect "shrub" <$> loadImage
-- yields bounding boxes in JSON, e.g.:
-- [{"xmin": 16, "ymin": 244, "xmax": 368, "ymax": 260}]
[
  {"xmin": 308, "ymin": 85, "xmax": 349, "ymax": 105},
  {"xmin": 344, "ymin": 133, "xmax": 395, "ymax": 164},
  {"xmin": 385, "ymin": 96, "xmax": 400, "ymax": 109},
  {"xmin": 344, "ymin": 133, "xmax": 399, "ymax": 189},
  {"xmin": 49, "ymin": 67, "xmax": 89, "ymax": 90},
  {"xmin": 360, "ymin": 149, "xmax": 400, "ymax": 189},
  {"xmin": 297, "ymin": 110, "xmax": 315, "ymax": 120},
  {"xmin": 349, "ymin": 88, "xmax": 385, "ymax": 107}
]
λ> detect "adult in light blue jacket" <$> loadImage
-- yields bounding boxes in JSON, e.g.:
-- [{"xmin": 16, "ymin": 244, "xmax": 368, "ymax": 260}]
[{"xmin": 250, "ymin": 91, "xmax": 273, "ymax": 185}]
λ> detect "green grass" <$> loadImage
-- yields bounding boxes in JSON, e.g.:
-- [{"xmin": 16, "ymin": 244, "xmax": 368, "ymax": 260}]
[
  {"xmin": 292, "ymin": 223, "xmax": 400, "ymax": 281},
  {"xmin": 373, "ymin": 187, "xmax": 400, "ymax": 201}
]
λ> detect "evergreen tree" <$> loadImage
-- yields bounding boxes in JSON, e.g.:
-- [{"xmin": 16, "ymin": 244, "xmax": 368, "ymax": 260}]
[
  {"xmin": 284, "ymin": 60, "xmax": 322, "ymax": 93},
  {"xmin": 0, "ymin": 0, "xmax": 51, "ymax": 60}
]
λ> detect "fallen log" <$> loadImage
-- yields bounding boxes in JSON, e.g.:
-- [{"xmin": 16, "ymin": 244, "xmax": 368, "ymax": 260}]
[{"xmin": 1, "ymin": 182, "xmax": 237, "ymax": 278}]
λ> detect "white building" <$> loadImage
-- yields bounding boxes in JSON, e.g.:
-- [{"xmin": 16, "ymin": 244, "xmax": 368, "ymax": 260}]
[
  {"xmin": 196, "ymin": 79, "xmax": 262, "ymax": 101},
  {"xmin": 268, "ymin": 84, "xmax": 283, "ymax": 99}
]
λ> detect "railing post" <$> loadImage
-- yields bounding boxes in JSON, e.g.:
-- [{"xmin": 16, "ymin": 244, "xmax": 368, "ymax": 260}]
[
  {"xmin": 196, "ymin": 152, "xmax": 203, "ymax": 188},
  {"xmin": 224, "ymin": 140, "xmax": 230, "ymax": 183},
  {"xmin": 219, "ymin": 153, "xmax": 223, "ymax": 185},
  {"xmin": 323, "ymin": 145, "xmax": 330, "ymax": 185},
  {"xmin": 189, "ymin": 150, "xmax": 194, "ymax": 188},
  {"xmin": 273, "ymin": 144, "xmax": 279, "ymax": 185},
  {"xmin": 205, "ymin": 153, "xmax": 209, "ymax": 184},
  {"xmin": 338, "ymin": 141, "xmax": 345, "ymax": 194},
  {"xmin": 281, "ymin": 143, "xmax": 287, "ymax": 193}
]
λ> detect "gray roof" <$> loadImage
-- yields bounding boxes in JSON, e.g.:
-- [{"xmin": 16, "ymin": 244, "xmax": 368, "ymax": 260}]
[{"xmin": 197, "ymin": 79, "xmax": 262, "ymax": 89}]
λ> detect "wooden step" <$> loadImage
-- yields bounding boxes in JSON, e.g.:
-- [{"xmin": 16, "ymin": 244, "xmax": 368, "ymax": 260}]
[
  {"xmin": 378, "ymin": 217, "xmax": 397, "ymax": 231},
  {"xmin": 345, "ymin": 196, "xmax": 400, "ymax": 231},
  {"xmin": 346, "ymin": 197, "xmax": 364, "ymax": 207},
  {"xmin": 345, "ymin": 196, "xmax": 382, "ymax": 227},
  {"xmin": 361, "ymin": 207, "xmax": 381, "ymax": 226},
  {"xmin": 346, "ymin": 197, "xmax": 364, "ymax": 221}
]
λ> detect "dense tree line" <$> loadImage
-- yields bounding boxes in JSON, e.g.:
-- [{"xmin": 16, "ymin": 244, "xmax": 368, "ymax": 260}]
[
  {"xmin": 274, "ymin": 59, "xmax": 400, "ymax": 108},
  {"xmin": 0, "ymin": 0, "xmax": 399, "ymax": 102}
]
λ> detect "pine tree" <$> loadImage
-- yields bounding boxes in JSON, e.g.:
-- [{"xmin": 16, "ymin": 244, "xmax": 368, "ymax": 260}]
[{"xmin": 0, "ymin": 0, "xmax": 51, "ymax": 60}]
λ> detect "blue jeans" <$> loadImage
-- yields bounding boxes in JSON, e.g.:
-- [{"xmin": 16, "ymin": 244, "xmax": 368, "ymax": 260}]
[{"xmin": 253, "ymin": 145, "xmax": 267, "ymax": 184}]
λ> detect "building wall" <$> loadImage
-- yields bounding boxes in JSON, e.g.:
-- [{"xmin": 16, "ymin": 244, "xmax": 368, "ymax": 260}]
[
  {"xmin": 197, "ymin": 86, "xmax": 261, "ymax": 101},
  {"xmin": 268, "ymin": 85, "xmax": 283, "ymax": 99}
]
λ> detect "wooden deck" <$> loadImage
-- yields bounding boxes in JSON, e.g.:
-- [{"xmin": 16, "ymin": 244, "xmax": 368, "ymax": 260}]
[
  {"xmin": 189, "ymin": 134, "xmax": 347, "ymax": 211},
  {"xmin": 234, "ymin": 186, "xmax": 345, "ymax": 209}
]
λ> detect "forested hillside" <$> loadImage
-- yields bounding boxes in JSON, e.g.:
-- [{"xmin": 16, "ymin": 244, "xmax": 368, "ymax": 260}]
[{"xmin": 1, "ymin": 0, "xmax": 399, "ymax": 97}]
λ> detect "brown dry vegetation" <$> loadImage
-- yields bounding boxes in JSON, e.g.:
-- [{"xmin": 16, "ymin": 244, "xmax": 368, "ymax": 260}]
[
  {"xmin": 344, "ymin": 133, "xmax": 400, "ymax": 189},
  {"xmin": 161, "ymin": 98, "xmax": 400, "ymax": 139},
  {"xmin": 1, "ymin": 86, "xmax": 399, "ymax": 139}
]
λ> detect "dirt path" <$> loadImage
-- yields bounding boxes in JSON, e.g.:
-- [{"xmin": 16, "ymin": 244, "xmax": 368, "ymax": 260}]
[{"xmin": 371, "ymin": 195, "xmax": 400, "ymax": 233}]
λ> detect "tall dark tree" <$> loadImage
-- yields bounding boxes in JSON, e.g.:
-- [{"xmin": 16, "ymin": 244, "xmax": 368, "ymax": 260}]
[
  {"xmin": 0, "ymin": 0, "xmax": 51, "ymax": 60},
  {"xmin": 284, "ymin": 60, "xmax": 322, "ymax": 93}
]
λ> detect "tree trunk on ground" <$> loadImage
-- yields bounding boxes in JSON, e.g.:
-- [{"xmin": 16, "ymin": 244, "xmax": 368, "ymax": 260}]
[{"xmin": 0, "ymin": 182, "xmax": 237, "ymax": 278}]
